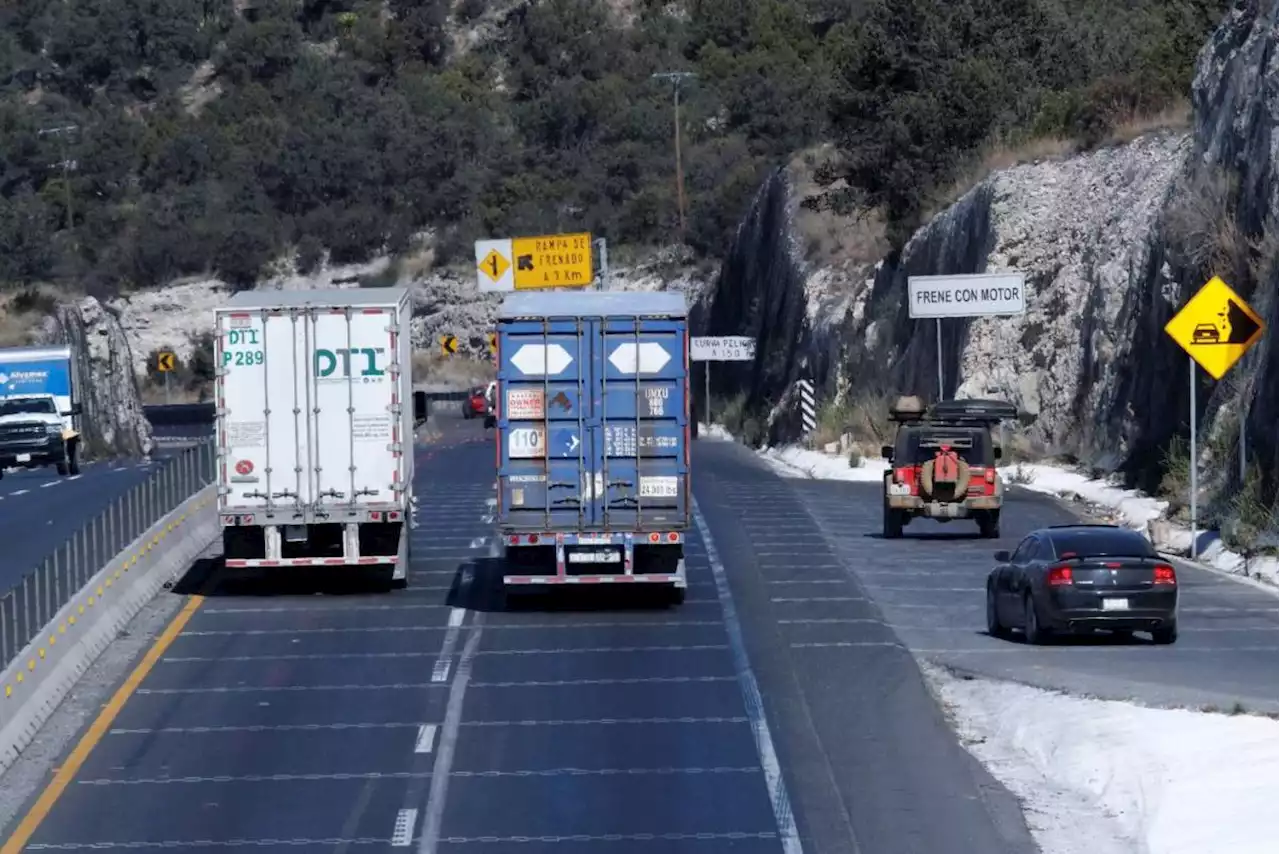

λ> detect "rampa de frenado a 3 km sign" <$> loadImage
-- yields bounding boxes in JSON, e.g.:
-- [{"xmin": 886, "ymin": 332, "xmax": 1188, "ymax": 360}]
[
  {"xmin": 475, "ymin": 232, "xmax": 595, "ymax": 292},
  {"xmin": 907, "ymin": 272, "xmax": 1027, "ymax": 319}
]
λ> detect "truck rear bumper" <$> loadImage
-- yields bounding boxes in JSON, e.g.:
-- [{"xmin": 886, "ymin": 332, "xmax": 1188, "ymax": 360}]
[
  {"xmin": 222, "ymin": 519, "xmax": 409, "ymax": 579},
  {"xmin": 887, "ymin": 495, "xmax": 1001, "ymax": 517},
  {"xmin": 502, "ymin": 531, "xmax": 687, "ymax": 586}
]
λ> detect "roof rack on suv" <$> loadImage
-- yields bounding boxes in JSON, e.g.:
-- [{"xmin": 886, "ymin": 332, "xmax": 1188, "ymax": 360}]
[{"xmin": 927, "ymin": 398, "xmax": 1018, "ymax": 426}]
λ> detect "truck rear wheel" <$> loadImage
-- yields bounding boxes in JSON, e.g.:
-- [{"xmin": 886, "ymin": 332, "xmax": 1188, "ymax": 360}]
[
  {"xmin": 978, "ymin": 510, "xmax": 1000, "ymax": 538},
  {"xmin": 67, "ymin": 441, "xmax": 81, "ymax": 476},
  {"xmin": 883, "ymin": 507, "xmax": 903, "ymax": 539}
]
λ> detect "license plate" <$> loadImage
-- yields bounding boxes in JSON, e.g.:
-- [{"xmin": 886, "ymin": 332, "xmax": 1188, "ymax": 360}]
[
  {"xmin": 1101, "ymin": 598, "xmax": 1129, "ymax": 611},
  {"xmin": 15, "ymin": 453, "xmax": 30, "ymax": 463},
  {"xmin": 568, "ymin": 551, "xmax": 620, "ymax": 564},
  {"xmin": 887, "ymin": 483, "xmax": 910, "ymax": 496}
]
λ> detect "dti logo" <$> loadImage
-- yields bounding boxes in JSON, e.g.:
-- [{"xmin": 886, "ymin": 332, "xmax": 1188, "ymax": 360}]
[{"xmin": 314, "ymin": 347, "xmax": 387, "ymax": 378}]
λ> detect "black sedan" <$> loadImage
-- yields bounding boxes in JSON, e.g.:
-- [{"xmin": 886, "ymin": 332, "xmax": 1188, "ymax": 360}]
[{"xmin": 986, "ymin": 524, "xmax": 1179, "ymax": 644}]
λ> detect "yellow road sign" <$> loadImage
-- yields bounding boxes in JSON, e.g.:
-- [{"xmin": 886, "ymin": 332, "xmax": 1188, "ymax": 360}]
[
  {"xmin": 479, "ymin": 248, "xmax": 510, "ymax": 284},
  {"xmin": 1164, "ymin": 276, "xmax": 1266, "ymax": 380},
  {"xmin": 487, "ymin": 332, "xmax": 497, "ymax": 353},
  {"xmin": 156, "ymin": 352, "xmax": 176, "ymax": 372},
  {"xmin": 513, "ymin": 232, "xmax": 593, "ymax": 290},
  {"xmin": 440, "ymin": 335, "xmax": 458, "ymax": 357}
]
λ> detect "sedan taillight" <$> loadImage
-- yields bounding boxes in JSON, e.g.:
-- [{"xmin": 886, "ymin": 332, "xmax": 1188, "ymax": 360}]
[
  {"xmin": 1153, "ymin": 564, "xmax": 1176, "ymax": 585},
  {"xmin": 1046, "ymin": 565, "xmax": 1074, "ymax": 586}
]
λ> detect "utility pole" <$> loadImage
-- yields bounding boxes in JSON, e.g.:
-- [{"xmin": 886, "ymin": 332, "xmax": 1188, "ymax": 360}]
[
  {"xmin": 650, "ymin": 71, "xmax": 696, "ymax": 245},
  {"xmin": 38, "ymin": 124, "xmax": 79, "ymax": 241}
]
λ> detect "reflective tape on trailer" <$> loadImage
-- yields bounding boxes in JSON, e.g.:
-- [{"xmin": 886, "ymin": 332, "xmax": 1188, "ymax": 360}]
[{"xmin": 224, "ymin": 556, "xmax": 398, "ymax": 568}]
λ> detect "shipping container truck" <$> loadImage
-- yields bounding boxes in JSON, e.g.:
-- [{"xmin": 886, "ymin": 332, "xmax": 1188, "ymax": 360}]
[
  {"xmin": 0, "ymin": 345, "xmax": 84, "ymax": 478},
  {"xmin": 214, "ymin": 288, "xmax": 415, "ymax": 588},
  {"xmin": 495, "ymin": 290, "xmax": 691, "ymax": 604}
]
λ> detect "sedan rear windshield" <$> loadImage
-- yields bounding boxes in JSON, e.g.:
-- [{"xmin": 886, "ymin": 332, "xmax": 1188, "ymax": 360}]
[{"xmin": 1048, "ymin": 530, "xmax": 1158, "ymax": 558}]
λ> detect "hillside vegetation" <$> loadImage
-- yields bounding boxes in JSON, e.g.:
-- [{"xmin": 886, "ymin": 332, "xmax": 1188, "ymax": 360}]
[{"xmin": 0, "ymin": 0, "xmax": 1227, "ymax": 294}]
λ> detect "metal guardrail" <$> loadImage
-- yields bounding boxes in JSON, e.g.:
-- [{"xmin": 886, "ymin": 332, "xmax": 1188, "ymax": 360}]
[{"xmin": 0, "ymin": 440, "xmax": 216, "ymax": 671}]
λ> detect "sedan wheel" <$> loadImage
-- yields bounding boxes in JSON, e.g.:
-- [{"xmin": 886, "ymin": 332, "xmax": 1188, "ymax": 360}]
[
  {"xmin": 1023, "ymin": 594, "xmax": 1050, "ymax": 645},
  {"xmin": 986, "ymin": 584, "xmax": 1008, "ymax": 638}
]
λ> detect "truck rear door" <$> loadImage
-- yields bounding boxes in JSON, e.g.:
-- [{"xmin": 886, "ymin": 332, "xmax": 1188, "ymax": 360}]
[
  {"xmin": 497, "ymin": 319, "xmax": 591, "ymax": 531},
  {"xmin": 219, "ymin": 305, "xmax": 400, "ymax": 516},
  {"xmin": 594, "ymin": 316, "xmax": 688, "ymax": 531}
]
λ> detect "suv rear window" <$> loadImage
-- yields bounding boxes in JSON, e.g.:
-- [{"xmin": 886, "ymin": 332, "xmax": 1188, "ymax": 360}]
[{"xmin": 1047, "ymin": 529, "xmax": 1157, "ymax": 558}]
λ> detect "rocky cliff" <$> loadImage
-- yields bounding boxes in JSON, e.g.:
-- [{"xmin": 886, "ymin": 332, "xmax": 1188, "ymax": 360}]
[
  {"xmin": 698, "ymin": 0, "xmax": 1278, "ymax": 503},
  {"xmin": 1187, "ymin": 0, "xmax": 1278, "ymax": 502},
  {"xmin": 42, "ymin": 298, "xmax": 154, "ymax": 459},
  {"xmin": 107, "ymin": 247, "xmax": 712, "ymax": 380}
]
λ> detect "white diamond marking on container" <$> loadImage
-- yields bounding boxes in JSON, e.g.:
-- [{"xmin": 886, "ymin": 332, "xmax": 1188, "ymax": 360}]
[
  {"xmin": 510, "ymin": 343, "xmax": 572, "ymax": 376},
  {"xmin": 608, "ymin": 342, "xmax": 670, "ymax": 375}
]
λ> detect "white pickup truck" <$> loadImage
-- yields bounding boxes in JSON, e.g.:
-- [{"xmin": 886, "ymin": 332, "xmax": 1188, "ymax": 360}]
[{"xmin": 0, "ymin": 345, "xmax": 84, "ymax": 478}]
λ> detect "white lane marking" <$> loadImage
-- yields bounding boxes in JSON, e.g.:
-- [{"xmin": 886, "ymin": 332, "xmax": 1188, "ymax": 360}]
[
  {"xmin": 692, "ymin": 498, "xmax": 804, "ymax": 854},
  {"xmin": 418, "ymin": 617, "xmax": 484, "ymax": 854},
  {"xmin": 11, "ymin": 489, "xmax": 28, "ymax": 496},
  {"xmin": 432, "ymin": 607, "xmax": 469, "ymax": 684},
  {"xmin": 469, "ymin": 536, "xmax": 488, "ymax": 549},
  {"xmin": 40, "ymin": 480, "xmax": 59, "ymax": 488},
  {"xmin": 67, "ymin": 474, "xmax": 81, "ymax": 481},
  {"xmin": 770, "ymin": 597, "xmax": 867, "ymax": 603},
  {"xmin": 415, "ymin": 724, "xmax": 438, "ymax": 754},
  {"xmin": 392, "ymin": 808, "xmax": 418, "ymax": 847}
]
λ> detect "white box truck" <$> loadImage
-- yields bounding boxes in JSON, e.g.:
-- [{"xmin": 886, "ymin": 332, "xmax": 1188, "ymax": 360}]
[{"xmin": 214, "ymin": 287, "xmax": 415, "ymax": 588}]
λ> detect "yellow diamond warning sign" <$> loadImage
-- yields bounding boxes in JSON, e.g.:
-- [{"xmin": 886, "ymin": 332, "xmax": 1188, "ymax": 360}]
[
  {"xmin": 1164, "ymin": 276, "xmax": 1266, "ymax": 380},
  {"xmin": 479, "ymin": 249, "xmax": 510, "ymax": 283}
]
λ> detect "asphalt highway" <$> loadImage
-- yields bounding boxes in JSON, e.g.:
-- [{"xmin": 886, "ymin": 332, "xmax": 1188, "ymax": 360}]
[
  {"xmin": 2, "ymin": 416, "xmax": 1042, "ymax": 853},
  {"xmin": 0, "ymin": 457, "xmax": 160, "ymax": 596},
  {"xmin": 787, "ymin": 477, "xmax": 1280, "ymax": 713}
]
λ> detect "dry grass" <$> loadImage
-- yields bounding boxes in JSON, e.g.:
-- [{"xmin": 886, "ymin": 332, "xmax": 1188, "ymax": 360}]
[
  {"xmin": 926, "ymin": 135, "xmax": 1077, "ymax": 219},
  {"xmin": 813, "ymin": 391, "xmax": 895, "ymax": 454},
  {"xmin": 1105, "ymin": 97, "xmax": 1192, "ymax": 144},
  {"xmin": 0, "ymin": 284, "xmax": 78, "ymax": 347},
  {"xmin": 138, "ymin": 383, "xmax": 207, "ymax": 405},
  {"xmin": 1163, "ymin": 166, "xmax": 1250, "ymax": 283},
  {"xmin": 412, "ymin": 351, "xmax": 492, "ymax": 389},
  {"xmin": 789, "ymin": 145, "xmax": 891, "ymax": 267}
]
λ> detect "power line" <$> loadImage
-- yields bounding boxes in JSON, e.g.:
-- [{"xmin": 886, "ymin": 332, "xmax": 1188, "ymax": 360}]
[
  {"xmin": 650, "ymin": 71, "xmax": 697, "ymax": 245},
  {"xmin": 38, "ymin": 123, "xmax": 79, "ymax": 240}
]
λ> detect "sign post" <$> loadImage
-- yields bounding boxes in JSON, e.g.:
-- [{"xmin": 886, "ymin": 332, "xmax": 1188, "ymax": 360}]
[
  {"xmin": 906, "ymin": 273, "xmax": 1027, "ymax": 400},
  {"xmin": 689, "ymin": 336, "xmax": 755, "ymax": 426},
  {"xmin": 1163, "ymin": 275, "xmax": 1266, "ymax": 560},
  {"xmin": 475, "ymin": 232, "xmax": 595, "ymax": 293},
  {"xmin": 156, "ymin": 351, "xmax": 176, "ymax": 404}
]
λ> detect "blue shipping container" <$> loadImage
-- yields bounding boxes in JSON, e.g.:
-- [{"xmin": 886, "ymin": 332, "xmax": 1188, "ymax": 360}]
[{"xmin": 495, "ymin": 290, "xmax": 690, "ymax": 540}]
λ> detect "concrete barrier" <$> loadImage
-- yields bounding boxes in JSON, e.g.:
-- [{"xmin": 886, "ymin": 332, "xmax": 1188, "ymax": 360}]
[{"xmin": 0, "ymin": 484, "xmax": 220, "ymax": 775}]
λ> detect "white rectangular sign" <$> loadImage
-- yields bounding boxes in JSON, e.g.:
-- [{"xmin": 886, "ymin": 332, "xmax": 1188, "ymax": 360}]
[
  {"xmin": 639, "ymin": 475, "xmax": 679, "ymax": 497},
  {"xmin": 505, "ymin": 388, "xmax": 544, "ymax": 419},
  {"xmin": 690, "ymin": 336, "xmax": 756, "ymax": 362},
  {"xmin": 907, "ymin": 273, "xmax": 1026, "ymax": 319},
  {"xmin": 507, "ymin": 426, "xmax": 545, "ymax": 458}
]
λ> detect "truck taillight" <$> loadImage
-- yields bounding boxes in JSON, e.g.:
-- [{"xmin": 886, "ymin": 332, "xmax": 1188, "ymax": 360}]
[
  {"xmin": 892, "ymin": 469, "xmax": 905, "ymax": 484},
  {"xmin": 527, "ymin": 534, "xmax": 539, "ymax": 544},
  {"xmin": 985, "ymin": 469, "xmax": 995, "ymax": 484}
]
